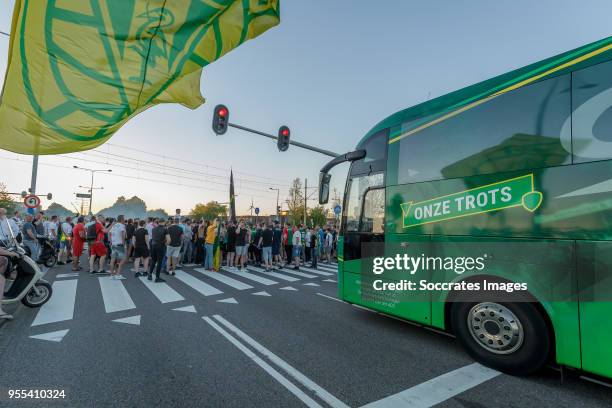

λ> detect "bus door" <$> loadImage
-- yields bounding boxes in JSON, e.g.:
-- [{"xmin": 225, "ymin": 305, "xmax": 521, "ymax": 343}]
[{"xmin": 341, "ymin": 173, "xmax": 385, "ymax": 303}]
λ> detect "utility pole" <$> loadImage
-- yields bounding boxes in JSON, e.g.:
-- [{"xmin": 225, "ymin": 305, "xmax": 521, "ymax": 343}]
[
  {"xmin": 304, "ymin": 179, "xmax": 307, "ymax": 226},
  {"xmin": 30, "ymin": 155, "xmax": 39, "ymax": 195},
  {"xmin": 269, "ymin": 187, "xmax": 280, "ymax": 220}
]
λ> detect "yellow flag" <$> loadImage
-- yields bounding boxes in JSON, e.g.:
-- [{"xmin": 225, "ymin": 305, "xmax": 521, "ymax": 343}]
[{"xmin": 0, "ymin": 0, "xmax": 280, "ymax": 155}]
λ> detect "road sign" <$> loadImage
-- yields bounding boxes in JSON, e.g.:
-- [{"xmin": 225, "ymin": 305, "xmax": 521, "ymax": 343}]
[
  {"xmin": 76, "ymin": 193, "xmax": 91, "ymax": 198},
  {"xmin": 176, "ymin": 208, "xmax": 181, "ymax": 215},
  {"xmin": 255, "ymin": 207, "xmax": 260, "ymax": 215},
  {"xmin": 24, "ymin": 194, "xmax": 40, "ymax": 209},
  {"xmin": 334, "ymin": 204, "xmax": 342, "ymax": 215}
]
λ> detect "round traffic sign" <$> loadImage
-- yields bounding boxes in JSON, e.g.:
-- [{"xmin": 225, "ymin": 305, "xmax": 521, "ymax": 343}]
[
  {"xmin": 333, "ymin": 204, "xmax": 342, "ymax": 215},
  {"xmin": 24, "ymin": 194, "xmax": 40, "ymax": 209}
]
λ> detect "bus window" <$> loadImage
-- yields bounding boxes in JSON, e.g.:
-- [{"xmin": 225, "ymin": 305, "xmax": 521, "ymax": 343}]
[
  {"xmin": 351, "ymin": 130, "xmax": 388, "ymax": 175},
  {"xmin": 395, "ymin": 75, "xmax": 571, "ymax": 184},
  {"xmin": 360, "ymin": 188, "xmax": 385, "ymax": 233},
  {"xmin": 344, "ymin": 173, "xmax": 384, "ymax": 233},
  {"xmin": 571, "ymin": 59, "xmax": 612, "ymax": 163}
]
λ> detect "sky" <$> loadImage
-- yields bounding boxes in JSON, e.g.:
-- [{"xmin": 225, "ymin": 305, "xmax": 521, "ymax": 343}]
[{"xmin": 1, "ymin": 0, "xmax": 612, "ymax": 215}]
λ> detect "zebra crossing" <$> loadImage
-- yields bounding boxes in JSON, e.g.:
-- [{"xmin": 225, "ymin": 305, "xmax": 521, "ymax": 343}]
[{"xmin": 28, "ymin": 262, "xmax": 339, "ymax": 334}]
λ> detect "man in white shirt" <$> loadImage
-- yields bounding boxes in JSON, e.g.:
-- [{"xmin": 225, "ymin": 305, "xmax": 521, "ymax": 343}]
[
  {"xmin": 0, "ymin": 208, "xmax": 19, "ymax": 245},
  {"xmin": 324, "ymin": 228, "xmax": 334, "ymax": 263},
  {"xmin": 58, "ymin": 217, "xmax": 73, "ymax": 265},
  {"xmin": 108, "ymin": 215, "xmax": 127, "ymax": 279},
  {"xmin": 292, "ymin": 226, "xmax": 302, "ymax": 270},
  {"xmin": 45, "ymin": 215, "xmax": 59, "ymax": 242},
  {"xmin": 145, "ymin": 217, "xmax": 154, "ymax": 246}
]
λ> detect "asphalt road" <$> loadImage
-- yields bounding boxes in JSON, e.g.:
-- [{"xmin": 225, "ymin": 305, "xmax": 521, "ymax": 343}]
[{"xmin": 1, "ymin": 258, "xmax": 611, "ymax": 408}]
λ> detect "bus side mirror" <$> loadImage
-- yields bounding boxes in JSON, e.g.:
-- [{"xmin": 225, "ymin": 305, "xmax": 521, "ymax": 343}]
[{"xmin": 319, "ymin": 173, "xmax": 331, "ymax": 204}]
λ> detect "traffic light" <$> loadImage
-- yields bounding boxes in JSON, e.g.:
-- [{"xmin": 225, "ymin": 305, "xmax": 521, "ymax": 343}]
[
  {"xmin": 212, "ymin": 104, "xmax": 229, "ymax": 135},
  {"xmin": 277, "ymin": 126, "xmax": 290, "ymax": 152},
  {"xmin": 277, "ymin": 206, "xmax": 281, "ymax": 214}
]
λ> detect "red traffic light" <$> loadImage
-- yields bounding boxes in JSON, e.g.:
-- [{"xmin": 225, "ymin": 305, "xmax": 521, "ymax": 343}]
[
  {"xmin": 213, "ymin": 104, "xmax": 230, "ymax": 135},
  {"xmin": 278, "ymin": 126, "xmax": 290, "ymax": 152}
]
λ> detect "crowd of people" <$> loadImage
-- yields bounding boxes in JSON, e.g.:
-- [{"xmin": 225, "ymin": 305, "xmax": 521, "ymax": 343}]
[{"xmin": 0, "ymin": 207, "xmax": 340, "ymax": 290}]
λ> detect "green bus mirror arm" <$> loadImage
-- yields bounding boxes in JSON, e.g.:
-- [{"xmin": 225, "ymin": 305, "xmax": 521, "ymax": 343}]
[{"xmin": 318, "ymin": 150, "xmax": 366, "ymax": 204}]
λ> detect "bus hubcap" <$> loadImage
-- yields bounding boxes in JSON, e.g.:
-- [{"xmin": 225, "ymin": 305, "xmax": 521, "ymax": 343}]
[{"xmin": 467, "ymin": 302, "xmax": 523, "ymax": 355}]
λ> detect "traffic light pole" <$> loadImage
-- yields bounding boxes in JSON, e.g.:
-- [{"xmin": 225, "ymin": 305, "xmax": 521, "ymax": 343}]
[{"xmin": 227, "ymin": 123, "xmax": 340, "ymax": 158}]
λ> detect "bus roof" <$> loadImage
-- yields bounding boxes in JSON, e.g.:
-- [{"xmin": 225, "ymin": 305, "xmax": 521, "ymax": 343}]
[{"xmin": 359, "ymin": 36, "xmax": 612, "ymax": 148}]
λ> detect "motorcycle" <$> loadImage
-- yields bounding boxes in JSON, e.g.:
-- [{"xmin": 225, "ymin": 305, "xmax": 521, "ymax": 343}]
[{"xmin": 2, "ymin": 244, "xmax": 53, "ymax": 308}]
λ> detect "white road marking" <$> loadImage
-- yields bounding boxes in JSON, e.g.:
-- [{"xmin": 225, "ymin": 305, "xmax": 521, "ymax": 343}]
[
  {"xmin": 55, "ymin": 272, "xmax": 79, "ymax": 278},
  {"xmin": 112, "ymin": 315, "xmax": 141, "ymax": 325},
  {"xmin": 361, "ymin": 363, "xmax": 500, "ymax": 408},
  {"xmin": 252, "ymin": 291, "xmax": 271, "ymax": 296},
  {"xmin": 248, "ymin": 266, "xmax": 300, "ymax": 282},
  {"xmin": 98, "ymin": 277, "xmax": 136, "ymax": 313},
  {"xmin": 174, "ymin": 270, "xmax": 223, "ymax": 297},
  {"xmin": 31, "ymin": 279, "xmax": 77, "ymax": 326},
  {"xmin": 203, "ymin": 317, "xmax": 323, "ymax": 408},
  {"xmin": 217, "ymin": 297, "xmax": 238, "ymax": 304},
  {"xmin": 303, "ymin": 283, "xmax": 320, "ymax": 287},
  {"xmin": 279, "ymin": 286, "xmax": 298, "ymax": 291},
  {"xmin": 173, "ymin": 305, "xmax": 197, "ymax": 313},
  {"xmin": 195, "ymin": 268, "xmax": 254, "ymax": 290},
  {"xmin": 316, "ymin": 293, "xmax": 344, "ymax": 303},
  {"xmin": 323, "ymin": 279, "xmax": 337, "ymax": 283},
  {"xmin": 138, "ymin": 277, "xmax": 185, "ymax": 303},
  {"xmin": 212, "ymin": 315, "xmax": 349, "ymax": 408},
  {"xmin": 278, "ymin": 268, "xmax": 318, "ymax": 278},
  {"xmin": 222, "ymin": 268, "xmax": 278, "ymax": 285},
  {"xmin": 297, "ymin": 266, "xmax": 334, "ymax": 276},
  {"xmin": 317, "ymin": 264, "xmax": 338, "ymax": 272},
  {"xmin": 29, "ymin": 329, "xmax": 69, "ymax": 343}
]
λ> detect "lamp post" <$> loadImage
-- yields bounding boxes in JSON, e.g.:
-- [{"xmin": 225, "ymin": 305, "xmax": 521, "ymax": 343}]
[
  {"xmin": 269, "ymin": 187, "xmax": 280, "ymax": 219},
  {"xmin": 73, "ymin": 166, "xmax": 112, "ymax": 215}
]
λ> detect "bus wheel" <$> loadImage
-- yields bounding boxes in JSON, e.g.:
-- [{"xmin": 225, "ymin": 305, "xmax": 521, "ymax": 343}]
[{"xmin": 451, "ymin": 301, "xmax": 550, "ymax": 375}]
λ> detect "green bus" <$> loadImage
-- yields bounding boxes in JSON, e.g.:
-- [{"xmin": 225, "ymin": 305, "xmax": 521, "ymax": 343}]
[{"xmin": 319, "ymin": 36, "xmax": 612, "ymax": 378}]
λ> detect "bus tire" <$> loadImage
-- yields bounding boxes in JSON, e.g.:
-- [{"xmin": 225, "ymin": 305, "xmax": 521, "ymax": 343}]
[{"xmin": 451, "ymin": 300, "xmax": 550, "ymax": 375}]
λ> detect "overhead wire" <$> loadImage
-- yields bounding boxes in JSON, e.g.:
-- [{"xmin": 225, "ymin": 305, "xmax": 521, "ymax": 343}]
[{"xmin": 0, "ymin": 155, "xmax": 274, "ymax": 199}]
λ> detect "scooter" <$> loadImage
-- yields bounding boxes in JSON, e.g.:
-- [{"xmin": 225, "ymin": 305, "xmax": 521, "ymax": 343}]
[
  {"xmin": 37, "ymin": 236, "xmax": 58, "ymax": 268},
  {"xmin": 2, "ymin": 244, "xmax": 53, "ymax": 308},
  {"xmin": 22, "ymin": 236, "xmax": 58, "ymax": 268}
]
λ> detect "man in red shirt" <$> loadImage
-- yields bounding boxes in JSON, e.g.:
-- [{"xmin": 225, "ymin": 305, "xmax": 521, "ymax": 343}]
[
  {"xmin": 71, "ymin": 216, "xmax": 86, "ymax": 271},
  {"xmin": 89, "ymin": 215, "xmax": 108, "ymax": 274}
]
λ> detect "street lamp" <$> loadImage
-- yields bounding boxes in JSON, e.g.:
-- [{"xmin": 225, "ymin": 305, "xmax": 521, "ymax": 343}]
[
  {"xmin": 269, "ymin": 187, "xmax": 280, "ymax": 219},
  {"xmin": 73, "ymin": 166, "xmax": 112, "ymax": 215}
]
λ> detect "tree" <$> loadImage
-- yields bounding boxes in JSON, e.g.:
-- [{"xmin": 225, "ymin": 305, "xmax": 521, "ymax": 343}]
[
  {"xmin": 0, "ymin": 183, "xmax": 15, "ymax": 213},
  {"xmin": 308, "ymin": 206, "xmax": 327, "ymax": 227},
  {"xmin": 286, "ymin": 178, "xmax": 305, "ymax": 225},
  {"xmin": 147, "ymin": 208, "xmax": 170, "ymax": 219},
  {"xmin": 190, "ymin": 201, "xmax": 227, "ymax": 221},
  {"xmin": 45, "ymin": 203, "xmax": 76, "ymax": 218}
]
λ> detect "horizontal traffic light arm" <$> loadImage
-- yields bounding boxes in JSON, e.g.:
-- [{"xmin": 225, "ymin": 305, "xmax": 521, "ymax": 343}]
[{"xmin": 227, "ymin": 123, "xmax": 339, "ymax": 158}]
